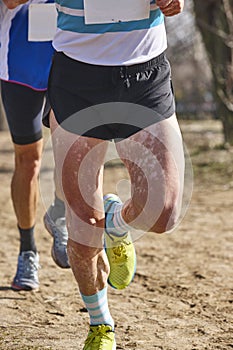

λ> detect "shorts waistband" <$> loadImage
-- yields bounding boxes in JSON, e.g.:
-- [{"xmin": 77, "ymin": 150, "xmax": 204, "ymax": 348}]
[
  {"xmin": 56, "ymin": 51, "xmax": 165, "ymax": 75},
  {"xmin": 117, "ymin": 52, "xmax": 165, "ymax": 75},
  {"xmin": 53, "ymin": 51, "xmax": 166, "ymax": 89}
]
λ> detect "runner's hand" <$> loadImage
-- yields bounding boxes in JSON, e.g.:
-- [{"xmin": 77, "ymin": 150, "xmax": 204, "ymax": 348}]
[
  {"xmin": 156, "ymin": 0, "xmax": 184, "ymax": 16},
  {"xmin": 3, "ymin": 0, "xmax": 28, "ymax": 9}
]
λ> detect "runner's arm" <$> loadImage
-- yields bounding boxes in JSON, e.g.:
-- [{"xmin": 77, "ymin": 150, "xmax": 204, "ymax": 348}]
[
  {"xmin": 157, "ymin": 0, "xmax": 184, "ymax": 16},
  {"xmin": 2, "ymin": 0, "xmax": 28, "ymax": 9}
]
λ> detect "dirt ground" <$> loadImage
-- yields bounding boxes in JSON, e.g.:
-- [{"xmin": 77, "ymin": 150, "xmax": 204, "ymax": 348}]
[{"xmin": 0, "ymin": 119, "xmax": 232, "ymax": 350}]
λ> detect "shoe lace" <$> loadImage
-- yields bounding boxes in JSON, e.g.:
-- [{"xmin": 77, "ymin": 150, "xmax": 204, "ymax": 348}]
[
  {"xmin": 18, "ymin": 253, "xmax": 39, "ymax": 278},
  {"xmin": 111, "ymin": 242, "xmax": 129, "ymax": 263},
  {"xmin": 85, "ymin": 325, "xmax": 113, "ymax": 349},
  {"xmin": 52, "ymin": 217, "xmax": 68, "ymax": 246}
]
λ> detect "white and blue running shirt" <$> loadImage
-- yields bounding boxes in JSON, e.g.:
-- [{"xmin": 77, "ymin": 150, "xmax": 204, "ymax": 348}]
[
  {"xmin": 0, "ymin": 0, "xmax": 54, "ymax": 90},
  {"xmin": 53, "ymin": 0, "xmax": 167, "ymax": 65}
]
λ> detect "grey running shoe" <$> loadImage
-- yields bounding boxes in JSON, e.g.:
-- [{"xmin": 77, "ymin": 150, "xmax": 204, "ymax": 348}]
[
  {"xmin": 44, "ymin": 206, "xmax": 70, "ymax": 268},
  {"xmin": 11, "ymin": 251, "xmax": 40, "ymax": 291}
]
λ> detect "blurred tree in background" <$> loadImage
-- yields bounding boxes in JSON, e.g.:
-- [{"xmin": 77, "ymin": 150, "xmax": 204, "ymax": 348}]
[
  {"xmin": 193, "ymin": 0, "xmax": 233, "ymax": 145},
  {"xmin": 167, "ymin": 0, "xmax": 233, "ymax": 145},
  {"xmin": 166, "ymin": 0, "xmax": 215, "ymax": 120}
]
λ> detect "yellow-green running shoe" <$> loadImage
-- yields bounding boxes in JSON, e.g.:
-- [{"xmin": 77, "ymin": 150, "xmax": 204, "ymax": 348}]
[
  {"xmin": 104, "ymin": 193, "xmax": 136, "ymax": 290},
  {"xmin": 83, "ymin": 325, "xmax": 116, "ymax": 350}
]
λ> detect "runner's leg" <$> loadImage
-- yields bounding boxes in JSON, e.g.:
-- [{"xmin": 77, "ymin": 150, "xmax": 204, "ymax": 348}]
[{"xmin": 115, "ymin": 113, "xmax": 184, "ymax": 233}]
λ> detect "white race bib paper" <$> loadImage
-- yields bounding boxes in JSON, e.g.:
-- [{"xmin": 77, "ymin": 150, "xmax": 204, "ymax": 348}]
[
  {"xmin": 84, "ymin": 0, "xmax": 150, "ymax": 24},
  {"xmin": 28, "ymin": 3, "xmax": 57, "ymax": 41}
]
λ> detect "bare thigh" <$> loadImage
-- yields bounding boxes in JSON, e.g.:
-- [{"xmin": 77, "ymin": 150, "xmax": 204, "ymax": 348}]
[
  {"xmin": 115, "ymin": 114, "xmax": 185, "ymax": 233},
  {"xmin": 50, "ymin": 114, "xmax": 109, "ymax": 247}
]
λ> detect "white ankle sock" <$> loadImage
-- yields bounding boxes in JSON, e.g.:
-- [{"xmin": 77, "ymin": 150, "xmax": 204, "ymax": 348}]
[
  {"xmin": 81, "ymin": 287, "xmax": 114, "ymax": 329},
  {"xmin": 111, "ymin": 203, "xmax": 131, "ymax": 236}
]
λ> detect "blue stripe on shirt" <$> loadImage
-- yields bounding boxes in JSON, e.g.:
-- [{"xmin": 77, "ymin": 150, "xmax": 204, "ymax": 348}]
[
  {"xmin": 57, "ymin": 9, "xmax": 163, "ymax": 34},
  {"xmin": 57, "ymin": 0, "xmax": 83, "ymax": 10}
]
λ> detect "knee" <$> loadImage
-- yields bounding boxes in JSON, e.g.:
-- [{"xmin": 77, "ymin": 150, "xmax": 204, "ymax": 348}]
[
  {"xmin": 65, "ymin": 201, "xmax": 105, "ymax": 247},
  {"xmin": 15, "ymin": 148, "xmax": 42, "ymax": 178},
  {"xmin": 124, "ymin": 195, "xmax": 181, "ymax": 234},
  {"xmin": 63, "ymin": 188, "xmax": 104, "ymax": 229},
  {"xmin": 66, "ymin": 201, "xmax": 104, "ymax": 228},
  {"xmin": 150, "ymin": 199, "xmax": 181, "ymax": 234}
]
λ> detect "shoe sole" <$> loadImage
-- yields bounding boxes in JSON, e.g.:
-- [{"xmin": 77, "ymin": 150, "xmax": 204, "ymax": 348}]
[{"xmin": 11, "ymin": 283, "xmax": 39, "ymax": 291}]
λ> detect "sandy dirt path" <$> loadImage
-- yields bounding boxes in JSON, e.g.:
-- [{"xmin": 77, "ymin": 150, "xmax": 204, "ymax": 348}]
[{"xmin": 0, "ymin": 120, "xmax": 232, "ymax": 349}]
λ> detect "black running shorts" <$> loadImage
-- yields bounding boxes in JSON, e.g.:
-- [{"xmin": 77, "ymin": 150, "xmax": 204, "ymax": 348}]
[
  {"xmin": 1, "ymin": 80, "xmax": 50, "ymax": 145},
  {"xmin": 47, "ymin": 51, "xmax": 175, "ymax": 141}
]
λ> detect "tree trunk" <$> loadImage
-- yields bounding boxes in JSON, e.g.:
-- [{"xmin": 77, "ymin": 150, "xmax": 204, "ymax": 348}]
[{"xmin": 193, "ymin": 0, "xmax": 233, "ymax": 145}]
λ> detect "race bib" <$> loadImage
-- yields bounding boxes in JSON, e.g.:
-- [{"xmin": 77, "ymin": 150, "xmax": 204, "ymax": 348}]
[
  {"xmin": 28, "ymin": 3, "xmax": 57, "ymax": 41},
  {"xmin": 84, "ymin": 0, "xmax": 150, "ymax": 24}
]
